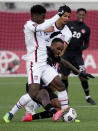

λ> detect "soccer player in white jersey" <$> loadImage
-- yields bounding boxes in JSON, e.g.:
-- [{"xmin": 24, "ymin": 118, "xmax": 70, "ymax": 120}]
[
  {"xmin": 23, "ymin": 5, "xmax": 70, "ymax": 118},
  {"xmin": 22, "ymin": 5, "xmax": 72, "ymax": 118},
  {"xmin": 3, "ymin": 5, "xmax": 72, "ymax": 123}
]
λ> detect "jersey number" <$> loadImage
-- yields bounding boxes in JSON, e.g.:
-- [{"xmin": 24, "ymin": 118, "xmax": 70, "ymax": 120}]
[{"xmin": 72, "ymin": 31, "xmax": 81, "ymax": 39}]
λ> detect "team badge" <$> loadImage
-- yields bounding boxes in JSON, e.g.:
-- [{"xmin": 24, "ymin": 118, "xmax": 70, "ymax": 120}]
[
  {"xmin": 81, "ymin": 29, "xmax": 86, "ymax": 34},
  {"xmin": 34, "ymin": 75, "xmax": 38, "ymax": 80},
  {"xmin": 32, "ymin": 23, "xmax": 37, "ymax": 27}
]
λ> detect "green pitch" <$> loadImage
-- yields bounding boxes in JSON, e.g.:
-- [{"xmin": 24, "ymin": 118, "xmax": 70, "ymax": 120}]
[{"xmin": 0, "ymin": 76, "xmax": 98, "ymax": 131}]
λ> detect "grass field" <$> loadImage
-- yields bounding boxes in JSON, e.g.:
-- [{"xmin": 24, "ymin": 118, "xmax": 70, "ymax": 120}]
[{"xmin": 0, "ymin": 76, "xmax": 98, "ymax": 131}]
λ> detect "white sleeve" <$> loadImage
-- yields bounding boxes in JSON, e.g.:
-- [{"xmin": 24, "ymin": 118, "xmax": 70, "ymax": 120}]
[
  {"xmin": 63, "ymin": 27, "xmax": 72, "ymax": 45},
  {"xmin": 64, "ymin": 32, "xmax": 72, "ymax": 45},
  {"xmin": 27, "ymin": 14, "xmax": 60, "ymax": 32}
]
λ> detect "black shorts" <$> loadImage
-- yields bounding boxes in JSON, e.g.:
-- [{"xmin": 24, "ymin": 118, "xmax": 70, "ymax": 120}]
[
  {"xmin": 59, "ymin": 52, "xmax": 85, "ymax": 75},
  {"xmin": 26, "ymin": 81, "xmax": 57, "ymax": 101}
]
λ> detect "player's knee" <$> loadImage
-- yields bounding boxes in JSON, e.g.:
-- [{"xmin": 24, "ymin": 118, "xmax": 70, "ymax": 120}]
[
  {"xmin": 38, "ymin": 89, "xmax": 49, "ymax": 99},
  {"xmin": 54, "ymin": 77, "xmax": 66, "ymax": 91},
  {"xmin": 58, "ymin": 82, "xmax": 65, "ymax": 91},
  {"xmin": 28, "ymin": 83, "xmax": 40, "ymax": 99},
  {"xmin": 51, "ymin": 76, "xmax": 66, "ymax": 91},
  {"xmin": 37, "ymin": 89, "xmax": 50, "ymax": 106}
]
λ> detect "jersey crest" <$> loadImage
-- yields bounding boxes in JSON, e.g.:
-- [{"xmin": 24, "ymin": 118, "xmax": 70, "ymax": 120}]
[
  {"xmin": 32, "ymin": 23, "xmax": 38, "ymax": 27},
  {"xmin": 81, "ymin": 29, "xmax": 86, "ymax": 34}
]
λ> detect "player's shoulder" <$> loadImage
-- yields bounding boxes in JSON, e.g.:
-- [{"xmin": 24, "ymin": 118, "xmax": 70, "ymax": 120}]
[
  {"xmin": 83, "ymin": 23, "xmax": 90, "ymax": 31},
  {"xmin": 67, "ymin": 20, "xmax": 76, "ymax": 26},
  {"xmin": 25, "ymin": 20, "xmax": 37, "ymax": 27},
  {"xmin": 64, "ymin": 25, "xmax": 72, "ymax": 36}
]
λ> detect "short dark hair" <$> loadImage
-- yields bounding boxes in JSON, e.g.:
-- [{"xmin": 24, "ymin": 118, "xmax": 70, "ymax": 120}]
[
  {"xmin": 52, "ymin": 38, "xmax": 64, "ymax": 45},
  {"xmin": 59, "ymin": 5, "xmax": 71, "ymax": 13},
  {"xmin": 77, "ymin": 8, "xmax": 87, "ymax": 14},
  {"xmin": 31, "ymin": 5, "xmax": 46, "ymax": 16}
]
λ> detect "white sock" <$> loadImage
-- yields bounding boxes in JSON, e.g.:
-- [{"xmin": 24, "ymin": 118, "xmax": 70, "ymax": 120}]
[
  {"xmin": 57, "ymin": 89, "xmax": 68, "ymax": 109},
  {"xmin": 10, "ymin": 93, "xmax": 32, "ymax": 115},
  {"xmin": 24, "ymin": 100, "xmax": 40, "ymax": 115}
]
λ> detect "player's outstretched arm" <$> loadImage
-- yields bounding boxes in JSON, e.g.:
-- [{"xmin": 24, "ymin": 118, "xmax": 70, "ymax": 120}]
[
  {"xmin": 32, "ymin": 6, "xmax": 66, "ymax": 32},
  {"xmin": 60, "ymin": 58, "xmax": 80, "ymax": 74},
  {"xmin": 60, "ymin": 58, "xmax": 95, "ymax": 80}
]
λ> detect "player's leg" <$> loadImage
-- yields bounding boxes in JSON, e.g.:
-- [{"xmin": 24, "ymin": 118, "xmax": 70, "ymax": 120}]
[
  {"xmin": 42, "ymin": 65, "xmax": 70, "ymax": 120},
  {"xmin": 59, "ymin": 63, "xmax": 70, "ymax": 92},
  {"xmin": 24, "ymin": 100, "xmax": 39, "ymax": 115},
  {"xmin": 26, "ymin": 63, "xmax": 59, "ymax": 112},
  {"xmin": 22, "ymin": 88, "xmax": 53, "ymax": 122},
  {"xmin": 50, "ymin": 76, "xmax": 69, "ymax": 109},
  {"xmin": 59, "ymin": 53, "xmax": 72, "ymax": 92},
  {"xmin": 22, "ymin": 79, "xmax": 61, "ymax": 122},
  {"xmin": 22, "ymin": 88, "xmax": 60, "ymax": 121},
  {"xmin": 3, "ymin": 61, "xmax": 41, "ymax": 123},
  {"xmin": 3, "ymin": 87, "xmax": 59, "ymax": 123},
  {"xmin": 24, "ymin": 82, "xmax": 40, "ymax": 115},
  {"xmin": 31, "ymin": 98, "xmax": 61, "ymax": 121},
  {"xmin": 76, "ymin": 55, "xmax": 96, "ymax": 105},
  {"xmin": 3, "ymin": 93, "xmax": 32, "ymax": 123}
]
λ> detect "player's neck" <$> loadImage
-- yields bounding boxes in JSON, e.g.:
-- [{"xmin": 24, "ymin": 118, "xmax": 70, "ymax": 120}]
[
  {"xmin": 55, "ymin": 21, "xmax": 65, "ymax": 30},
  {"xmin": 76, "ymin": 20, "xmax": 84, "ymax": 25}
]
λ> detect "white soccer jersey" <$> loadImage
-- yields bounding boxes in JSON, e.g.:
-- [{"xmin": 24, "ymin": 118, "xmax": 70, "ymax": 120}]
[
  {"xmin": 22, "ymin": 14, "xmax": 59, "ymax": 63},
  {"xmin": 45, "ymin": 23, "xmax": 72, "ymax": 47}
]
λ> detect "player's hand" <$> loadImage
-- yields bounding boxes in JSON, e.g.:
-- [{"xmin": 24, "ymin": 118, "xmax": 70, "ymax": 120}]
[
  {"xmin": 79, "ymin": 72, "xmax": 95, "ymax": 80},
  {"xmin": 58, "ymin": 5, "xmax": 66, "ymax": 17}
]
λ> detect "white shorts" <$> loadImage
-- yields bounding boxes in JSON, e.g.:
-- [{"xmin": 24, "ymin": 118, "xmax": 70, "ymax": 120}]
[{"xmin": 26, "ymin": 61, "xmax": 58, "ymax": 86}]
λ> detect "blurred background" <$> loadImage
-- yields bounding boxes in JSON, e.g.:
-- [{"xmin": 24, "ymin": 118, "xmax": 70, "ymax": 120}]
[{"xmin": 0, "ymin": 0, "xmax": 98, "ymax": 76}]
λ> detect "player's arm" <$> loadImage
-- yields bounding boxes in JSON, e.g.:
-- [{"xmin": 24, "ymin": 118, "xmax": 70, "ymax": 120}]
[
  {"xmin": 61, "ymin": 28, "xmax": 72, "ymax": 56},
  {"xmin": 44, "ymin": 26, "xmax": 54, "ymax": 33},
  {"xmin": 36, "ymin": 5, "xmax": 67, "ymax": 31},
  {"xmin": 36, "ymin": 15, "xmax": 60, "ymax": 31},
  {"xmin": 60, "ymin": 58, "xmax": 80, "ymax": 74},
  {"xmin": 82, "ymin": 28, "xmax": 91, "ymax": 50},
  {"xmin": 47, "ymin": 47, "xmax": 95, "ymax": 80},
  {"xmin": 26, "ymin": 14, "xmax": 59, "ymax": 32},
  {"xmin": 60, "ymin": 42, "xmax": 68, "ymax": 56},
  {"xmin": 27, "ymin": 6, "xmax": 67, "ymax": 32},
  {"xmin": 60, "ymin": 58, "xmax": 95, "ymax": 79}
]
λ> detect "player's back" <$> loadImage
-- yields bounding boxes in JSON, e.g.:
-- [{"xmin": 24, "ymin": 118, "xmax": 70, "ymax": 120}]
[
  {"xmin": 45, "ymin": 23, "xmax": 72, "ymax": 47},
  {"xmin": 23, "ymin": 20, "xmax": 47, "ymax": 63},
  {"xmin": 54, "ymin": 23, "xmax": 72, "ymax": 45}
]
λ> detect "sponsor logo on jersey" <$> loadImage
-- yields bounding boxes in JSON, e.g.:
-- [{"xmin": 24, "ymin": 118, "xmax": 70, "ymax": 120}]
[{"xmin": 81, "ymin": 29, "xmax": 86, "ymax": 34}]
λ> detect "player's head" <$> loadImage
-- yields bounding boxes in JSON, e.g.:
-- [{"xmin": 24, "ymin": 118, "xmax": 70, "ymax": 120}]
[
  {"xmin": 76, "ymin": 8, "xmax": 87, "ymax": 23},
  {"xmin": 51, "ymin": 38, "xmax": 64, "ymax": 58},
  {"xmin": 58, "ymin": 5, "xmax": 71, "ymax": 25},
  {"xmin": 30, "ymin": 5, "xmax": 46, "ymax": 24}
]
